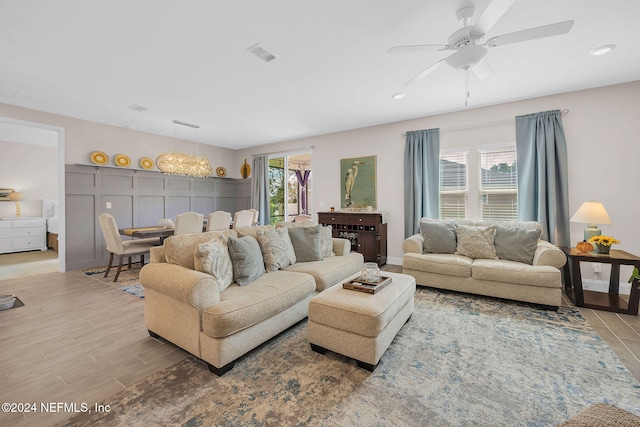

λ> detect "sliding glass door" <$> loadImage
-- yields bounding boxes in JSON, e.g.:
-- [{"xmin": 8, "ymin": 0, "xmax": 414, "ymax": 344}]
[{"xmin": 268, "ymin": 152, "xmax": 312, "ymax": 225}]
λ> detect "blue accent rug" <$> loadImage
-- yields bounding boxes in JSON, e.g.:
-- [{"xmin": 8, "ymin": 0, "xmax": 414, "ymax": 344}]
[
  {"xmin": 82, "ymin": 266, "xmax": 145, "ymax": 298},
  {"xmin": 61, "ymin": 286, "xmax": 640, "ymax": 426}
]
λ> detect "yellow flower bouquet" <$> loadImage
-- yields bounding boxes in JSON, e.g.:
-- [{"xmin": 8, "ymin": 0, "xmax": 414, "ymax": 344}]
[
  {"xmin": 588, "ymin": 235, "xmax": 620, "ymax": 246},
  {"xmin": 588, "ymin": 235, "xmax": 620, "ymax": 254}
]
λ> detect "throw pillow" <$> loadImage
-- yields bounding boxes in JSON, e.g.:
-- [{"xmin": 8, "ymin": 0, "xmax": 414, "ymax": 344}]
[
  {"xmin": 455, "ymin": 225, "xmax": 498, "ymax": 259},
  {"xmin": 227, "ymin": 236, "xmax": 265, "ymax": 286},
  {"xmin": 256, "ymin": 227, "xmax": 296, "ymax": 272},
  {"xmin": 276, "ymin": 221, "xmax": 334, "ymax": 257},
  {"xmin": 320, "ymin": 225, "xmax": 335, "ymax": 258},
  {"xmin": 419, "ymin": 220, "xmax": 457, "ymax": 254},
  {"xmin": 194, "ymin": 237, "xmax": 234, "ymax": 292},
  {"xmin": 287, "ymin": 225, "xmax": 323, "ymax": 262},
  {"xmin": 494, "ymin": 226, "xmax": 542, "ymax": 265}
]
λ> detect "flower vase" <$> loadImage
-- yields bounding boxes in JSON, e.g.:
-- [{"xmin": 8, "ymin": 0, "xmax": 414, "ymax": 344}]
[{"xmin": 596, "ymin": 243, "xmax": 610, "ymax": 255}]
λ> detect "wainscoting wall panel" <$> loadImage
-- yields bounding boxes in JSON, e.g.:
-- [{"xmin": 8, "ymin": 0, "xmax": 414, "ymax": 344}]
[{"xmin": 65, "ymin": 164, "xmax": 251, "ymax": 271}]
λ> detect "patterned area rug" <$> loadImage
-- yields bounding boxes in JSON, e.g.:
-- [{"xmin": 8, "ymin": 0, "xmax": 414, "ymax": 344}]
[
  {"xmin": 82, "ymin": 265, "xmax": 145, "ymax": 298},
  {"xmin": 61, "ymin": 288, "xmax": 640, "ymax": 427}
]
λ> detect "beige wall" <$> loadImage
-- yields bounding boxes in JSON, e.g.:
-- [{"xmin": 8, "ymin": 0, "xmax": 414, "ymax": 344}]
[
  {"xmin": 3, "ymin": 81, "xmax": 639, "ymax": 269},
  {"xmin": 0, "ymin": 140, "xmax": 58, "ymax": 218},
  {"xmin": 237, "ymin": 81, "xmax": 640, "ymax": 267}
]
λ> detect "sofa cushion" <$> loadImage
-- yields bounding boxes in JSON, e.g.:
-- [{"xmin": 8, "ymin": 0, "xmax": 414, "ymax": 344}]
[
  {"xmin": 277, "ymin": 221, "xmax": 334, "ymax": 257},
  {"xmin": 227, "ymin": 236, "xmax": 265, "ymax": 286},
  {"xmin": 256, "ymin": 227, "xmax": 296, "ymax": 272},
  {"xmin": 419, "ymin": 220, "xmax": 456, "ymax": 254},
  {"xmin": 283, "ymin": 252, "xmax": 365, "ymax": 291},
  {"xmin": 288, "ymin": 225, "xmax": 323, "ymax": 262},
  {"xmin": 194, "ymin": 237, "xmax": 234, "ymax": 292},
  {"xmin": 494, "ymin": 226, "xmax": 542, "ymax": 265},
  {"xmin": 455, "ymin": 225, "xmax": 498, "ymax": 259},
  {"xmin": 402, "ymin": 253, "xmax": 473, "ymax": 278},
  {"xmin": 202, "ymin": 270, "xmax": 316, "ymax": 338},
  {"xmin": 235, "ymin": 224, "xmax": 275, "ymax": 240},
  {"xmin": 471, "ymin": 259, "xmax": 561, "ymax": 288},
  {"xmin": 164, "ymin": 230, "xmax": 237, "ymax": 270}
]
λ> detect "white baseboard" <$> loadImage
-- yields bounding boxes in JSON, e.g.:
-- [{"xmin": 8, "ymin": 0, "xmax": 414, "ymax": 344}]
[
  {"xmin": 386, "ymin": 256, "xmax": 403, "ymax": 266},
  {"xmin": 581, "ymin": 278, "xmax": 631, "ymax": 295}
]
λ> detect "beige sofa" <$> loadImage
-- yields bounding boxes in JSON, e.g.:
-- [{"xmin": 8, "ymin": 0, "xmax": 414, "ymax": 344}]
[
  {"xmin": 140, "ymin": 225, "xmax": 364, "ymax": 375},
  {"xmin": 402, "ymin": 219, "xmax": 567, "ymax": 308}
]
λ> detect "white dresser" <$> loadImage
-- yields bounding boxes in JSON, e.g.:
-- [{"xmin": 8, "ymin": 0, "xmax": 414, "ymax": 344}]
[{"xmin": 0, "ymin": 217, "xmax": 48, "ymax": 254}]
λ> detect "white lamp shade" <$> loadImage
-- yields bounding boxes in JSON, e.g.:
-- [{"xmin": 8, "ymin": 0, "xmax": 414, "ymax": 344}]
[{"xmin": 570, "ymin": 201, "xmax": 612, "ymax": 224}]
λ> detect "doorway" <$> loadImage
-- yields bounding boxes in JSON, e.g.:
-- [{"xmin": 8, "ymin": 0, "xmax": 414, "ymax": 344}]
[
  {"xmin": 0, "ymin": 116, "xmax": 65, "ymax": 273},
  {"xmin": 268, "ymin": 152, "xmax": 312, "ymax": 225}
]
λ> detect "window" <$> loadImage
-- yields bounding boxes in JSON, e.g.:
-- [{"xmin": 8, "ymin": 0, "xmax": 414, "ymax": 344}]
[
  {"xmin": 438, "ymin": 144, "xmax": 517, "ymax": 221},
  {"xmin": 439, "ymin": 149, "xmax": 468, "ymax": 220},
  {"xmin": 478, "ymin": 145, "xmax": 517, "ymax": 221},
  {"xmin": 268, "ymin": 152, "xmax": 312, "ymax": 225}
]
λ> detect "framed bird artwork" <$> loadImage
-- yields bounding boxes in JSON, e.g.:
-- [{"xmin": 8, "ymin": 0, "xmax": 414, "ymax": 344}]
[{"xmin": 340, "ymin": 155, "xmax": 376, "ymax": 209}]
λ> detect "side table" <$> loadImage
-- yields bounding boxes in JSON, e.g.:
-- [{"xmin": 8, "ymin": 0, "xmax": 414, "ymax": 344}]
[{"xmin": 560, "ymin": 246, "xmax": 640, "ymax": 316}]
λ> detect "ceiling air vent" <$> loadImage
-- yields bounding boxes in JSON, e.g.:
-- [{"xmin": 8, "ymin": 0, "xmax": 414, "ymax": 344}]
[
  {"xmin": 246, "ymin": 43, "xmax": 276, "ymax": 62},
  {"xmin": 128, "ymin": 104, "xmax": 147, "ymax": 112}
]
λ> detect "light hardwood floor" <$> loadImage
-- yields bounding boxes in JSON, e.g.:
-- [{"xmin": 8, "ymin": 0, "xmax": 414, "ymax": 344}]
[{"xmin": 0, "ymin": 259, "xmax": 638, "ymax": 426}]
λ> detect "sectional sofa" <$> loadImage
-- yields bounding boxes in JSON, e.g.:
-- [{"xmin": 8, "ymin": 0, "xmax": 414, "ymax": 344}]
[{"xmin": 140, "ymin": 223, "xmax": 364, "ymax": 375}]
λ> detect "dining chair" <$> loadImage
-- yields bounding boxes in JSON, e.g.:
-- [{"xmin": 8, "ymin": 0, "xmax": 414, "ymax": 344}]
[
  {"xmin": 294, "ymin": 214, "xmax": 312, "ymax": 223},
  {"xmin": 98, "ymin": 213, "xmax": 159, "ymax": 282},
  {"xmin": 207, "ymin": 211, "xmax": 232, "ymax": 231},
  {"xmin": 248, "ymin": 208, "xmax": 259, "ymax": 225},
  {"xmin": 232, "ymin": 210, "xmax": 255, "ymax": 229},
  {"xmin": 175, "ymin": 212, "xmax": 204, "ymax": 235}
]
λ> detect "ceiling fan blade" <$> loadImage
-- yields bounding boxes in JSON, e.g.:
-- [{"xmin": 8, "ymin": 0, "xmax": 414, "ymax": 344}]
[
  {"xmin": 485, "ymin": 20, "xmax": 574, "ymax": 47},
  {"xmin": 404, "ymin": 59, "xmax": 446, "ymax": 86},
  {"xmin": 472, "ymin": 58, "xmax": 494, "ymax": 80},
  {"xmin": 474, "ymin": 0, "xmax": 516, "ymax": 35},
  {"xmin": 388, "ymin": 44, "xmax": 448, "ymax": 53}
]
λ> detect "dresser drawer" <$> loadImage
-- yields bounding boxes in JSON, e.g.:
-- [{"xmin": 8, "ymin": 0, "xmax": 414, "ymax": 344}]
[
  {"xmin": 13, "ymin": 219, "xmax": 46, "ymax": 228},
  {"xmin": 13, "ymin": 227, "xmax": 45, "ymax": 238},
  {"xmin": 0, "ymin": 238, "xmax": 11, "ymax": 252},
  {"xmin": 12, "ymin": 236, "xmax": 44, "ymax": 251}
]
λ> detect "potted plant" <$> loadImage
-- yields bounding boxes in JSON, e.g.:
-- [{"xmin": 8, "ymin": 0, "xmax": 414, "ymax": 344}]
[{"xmin": 588, "ymin": 235, "xmax": 620, "ymax": 255}]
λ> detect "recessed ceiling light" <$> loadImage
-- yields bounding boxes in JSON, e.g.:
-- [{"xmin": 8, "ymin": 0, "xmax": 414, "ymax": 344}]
[
  {"xmin": 589, "ymin": 44, "xmax": 616, "ymax": 56},
  {"xmin": 392, "ymin": 93, "xmax": 405, "ymax": 100}
]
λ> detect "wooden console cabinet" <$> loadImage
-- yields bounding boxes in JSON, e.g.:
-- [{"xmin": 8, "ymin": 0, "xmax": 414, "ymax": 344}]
[{"xmin": 318, "ymin": 211, "xmax": 387, "ymax": 266}]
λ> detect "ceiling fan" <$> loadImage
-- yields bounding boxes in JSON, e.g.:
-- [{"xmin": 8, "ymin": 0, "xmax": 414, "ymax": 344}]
[{"xmin": 389, "ymin": 0, "xmax": 574, "ymax": 103}]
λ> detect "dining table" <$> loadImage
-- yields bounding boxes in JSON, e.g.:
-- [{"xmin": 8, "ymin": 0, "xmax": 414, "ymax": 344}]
[{"xmin": 119, "ymin": 226, "xmax": 175, "ymax": 244}]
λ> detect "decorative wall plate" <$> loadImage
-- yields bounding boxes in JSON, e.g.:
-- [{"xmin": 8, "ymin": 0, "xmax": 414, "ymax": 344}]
[
  {"xmin": 139, "ymin": 157, "xmax": 154, "ymax": 170},
  {"xmin": 90, "ymin": 151, "xmax": 108, "ymax": 165},
  {"xmin": 114, "ymin": 154, "xmax": 131, "ymax": 167},
  {"xmin": 216, "ymin": 166, "xmax": 227, "ymax": 177}
]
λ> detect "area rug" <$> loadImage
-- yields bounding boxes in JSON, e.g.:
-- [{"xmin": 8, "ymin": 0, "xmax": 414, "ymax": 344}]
[
  {"xmin": 82, "ymin": 265, "xmax": 145, "ymax": 298},
  {"xmin": 60, "ymin": 288, "xmax": 640, "ymax": 427}
]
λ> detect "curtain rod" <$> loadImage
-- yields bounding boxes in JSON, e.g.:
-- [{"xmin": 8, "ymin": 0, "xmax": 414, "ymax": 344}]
[
  {"xmin": 402, "ymin": 109, "xmax": 569, "ymax": 136},
  {"xmin": 251, "ymin": 146, "xmax": 314, "ymax": 157}
]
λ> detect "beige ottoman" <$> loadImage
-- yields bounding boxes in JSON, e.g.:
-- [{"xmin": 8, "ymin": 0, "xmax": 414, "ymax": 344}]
[{"xmin": 308, "ymin": 271, "xmax": 416, "ymax": 371}]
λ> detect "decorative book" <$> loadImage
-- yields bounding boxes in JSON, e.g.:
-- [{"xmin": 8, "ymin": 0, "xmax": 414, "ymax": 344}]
[{"xmin": 343, "ymin": 276, "xmax": 392, "ymax": 294}]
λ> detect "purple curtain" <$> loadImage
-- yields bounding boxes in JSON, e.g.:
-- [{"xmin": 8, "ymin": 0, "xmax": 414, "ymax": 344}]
[{"xmin": 295, "ymin": 170, "xmax": 310, "ymax": 214}]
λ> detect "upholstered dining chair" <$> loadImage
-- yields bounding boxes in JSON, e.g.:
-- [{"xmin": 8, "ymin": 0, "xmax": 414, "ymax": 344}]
[
  {"xmin": 248, "ymin": 208, "xmax": 259, "ymax": 225},
  {"xmin": 207, "ymin": 211, "xmax": 232, "ymax": 231},
  {"xmin": 175, "ymin": 212, "xmax": 204, "ymax": 235},
  {"xmin": 98, "ymin": 213, "xmax": 159, "ymax": 282},
  {"xmin": 232, "ymin": 210, "xmax": 254, "ymax": 229}
]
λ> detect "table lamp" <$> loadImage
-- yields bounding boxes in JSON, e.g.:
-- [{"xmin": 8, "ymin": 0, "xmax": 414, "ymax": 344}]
[
  {"xmin": 9, "ymin": 191, "xmax": 24, "ymax": 218},
  {"xmin": 570, "ymin": 200, "xmax": 611, "ymax": 241}
]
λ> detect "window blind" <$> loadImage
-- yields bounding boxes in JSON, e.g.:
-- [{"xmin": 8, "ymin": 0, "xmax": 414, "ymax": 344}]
[{"xmin": 478, "ymin": 145, "xmax": 517, "ymax": 221}]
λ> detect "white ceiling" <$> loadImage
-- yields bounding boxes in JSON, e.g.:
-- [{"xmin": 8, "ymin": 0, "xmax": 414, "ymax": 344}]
[{"xmin": 1, "ymin": 0, "xmax": 638, "ymax": 150}]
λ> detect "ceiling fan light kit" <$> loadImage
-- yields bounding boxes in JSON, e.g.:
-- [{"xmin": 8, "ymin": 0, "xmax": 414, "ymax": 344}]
[{"xmin": 390, "ymin": 0, "xmax": 575, "ymax": 104}]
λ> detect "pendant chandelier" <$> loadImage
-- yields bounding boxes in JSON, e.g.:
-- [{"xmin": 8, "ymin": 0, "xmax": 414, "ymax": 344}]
[{"xmin": 156, "ymin": 120, "xmax": 213, "ymax": 178}]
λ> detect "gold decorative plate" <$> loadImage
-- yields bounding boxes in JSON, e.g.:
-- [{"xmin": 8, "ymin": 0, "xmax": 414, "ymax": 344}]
[
  {"xmin": 139, "ymin": 157, "xmax": 154, "ymax": 170},
  {"xmin": 113, "ymin": 154, "xmax": 131, "ymax": 167},
  {"xmin": 216, "ymin": 166, "xmax": 227, "ymax": 177},
  {"xmin": 90, "ymin": 151, "xmax": 108, "ymax": 165}
]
